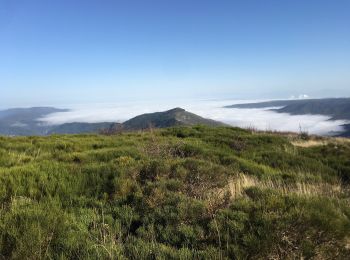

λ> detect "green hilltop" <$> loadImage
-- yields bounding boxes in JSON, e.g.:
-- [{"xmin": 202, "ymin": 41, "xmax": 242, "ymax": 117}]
[
  {"xmin": 0, "ymin": 126, "xmax": 349, "ymax": 259},
  {"xmin": 120, "ymin": 107, "xmax": 226, "ymax": 130}
]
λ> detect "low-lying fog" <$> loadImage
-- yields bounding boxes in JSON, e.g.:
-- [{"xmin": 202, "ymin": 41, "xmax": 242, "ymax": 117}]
[{"xmin": 39, "ymin": 99, "xmax": 349, "ymax": 136}]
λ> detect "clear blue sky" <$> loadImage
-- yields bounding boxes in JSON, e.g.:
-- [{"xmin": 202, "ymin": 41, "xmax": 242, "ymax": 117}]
[{"xmin": 1, "ymin": 0, "xmax": 350, "ymax": 107}]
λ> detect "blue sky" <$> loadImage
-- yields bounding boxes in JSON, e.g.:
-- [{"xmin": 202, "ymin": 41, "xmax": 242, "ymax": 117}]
[{"xmin": 0, "ymin": 0, "xmax": 350, "ymax": 107}]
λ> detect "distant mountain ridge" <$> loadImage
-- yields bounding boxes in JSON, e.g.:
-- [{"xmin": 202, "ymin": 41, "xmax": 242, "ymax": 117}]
[
  {"xmin": 0, "ymin": 107, "xmax": 225, "ymax": 136},
  {"xmin": 1, "ymin": 100, "xmax": 349, "ymax": 136},
  {"xmin": 226, "ymin": 98, "xmax": 350, "ymax": 120},
  {"xmin": 226, "ymin": 98, "xmax": 350, "ymax": 137},
  {"xmin": 0, "ymin": 107, "xmax": 68, "ymax": 136}
]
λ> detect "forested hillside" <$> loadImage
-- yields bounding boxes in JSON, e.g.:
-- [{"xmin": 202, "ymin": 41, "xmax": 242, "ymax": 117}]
[{"xmin": 0, "ymin": 126, "xmax": 349, "ymax": 259}]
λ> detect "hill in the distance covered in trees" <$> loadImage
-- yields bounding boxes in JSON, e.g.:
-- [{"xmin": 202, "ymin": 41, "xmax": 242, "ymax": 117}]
[{"xmin": 0, "ymin": 125, "xmax": 349, "ymax": 259}]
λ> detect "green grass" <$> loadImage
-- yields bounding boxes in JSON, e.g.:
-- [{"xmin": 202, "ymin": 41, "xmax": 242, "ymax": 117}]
[{"xmin": 0, "ymin": 126, "xmax": 349, "ymax": 259}]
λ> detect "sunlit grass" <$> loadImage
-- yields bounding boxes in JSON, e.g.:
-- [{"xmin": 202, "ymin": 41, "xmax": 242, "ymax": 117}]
[{"xmin": 0, "ymin": 126, "xmax": 349, "ymax": 259}]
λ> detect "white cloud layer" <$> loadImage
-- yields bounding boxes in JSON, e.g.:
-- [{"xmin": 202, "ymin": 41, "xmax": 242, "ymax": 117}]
[
  {"xmin": 39, "ymin": 99, "xmax": 349, "ymax": 136},
  {"xmin": 289, "ymin": 94, "xmax": 309, "ymax": 99}
]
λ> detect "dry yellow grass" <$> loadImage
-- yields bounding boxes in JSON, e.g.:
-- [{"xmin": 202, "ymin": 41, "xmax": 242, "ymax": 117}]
[
  {"xmin": 291, "ymin": 140, "xmax": 327, "ymax": 147},
  {"xmin": 291, "ymin": 136, "xmax": 350, "ymax": 148},
  {"xmin": 227, "ymin": 174, "xmax": 343, "ymax": 199}
]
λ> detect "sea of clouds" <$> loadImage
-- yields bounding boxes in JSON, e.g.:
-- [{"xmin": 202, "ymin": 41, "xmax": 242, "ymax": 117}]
[{"xmin": 39, "ymin": 99, "xmax": 349, "ymax": 136}]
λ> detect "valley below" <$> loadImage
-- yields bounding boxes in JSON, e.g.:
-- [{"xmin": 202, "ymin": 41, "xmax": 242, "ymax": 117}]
[{"xmin": 1, "ymin": 98, "xmax": 350, "ymax": 137}]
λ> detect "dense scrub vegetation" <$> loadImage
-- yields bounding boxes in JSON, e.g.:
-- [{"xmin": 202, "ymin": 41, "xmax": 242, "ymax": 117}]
[{"xmin": 0, "ymin": 126, "xmax": 349, "ymax": 259}]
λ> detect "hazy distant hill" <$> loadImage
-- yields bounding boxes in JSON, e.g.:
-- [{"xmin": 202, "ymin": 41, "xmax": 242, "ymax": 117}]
[
  {"xmin": 0, "ymin": 107, "xmax": 67, "ymax": 119},
  {"xmin": 338, "ymin": 124, "xmax": 350, "ymax": 137},
  {"xmin": 226, "ymin": 98, "xmax": 350, "ymax": 136},
  {"xmin": 48, "ymin": 122, "xmax": 115, "ymax": 134},
  {"xmin": 226, "ymin": 98, "xmax": 350, "ymax": 120},
  {"xmin": 0, "ymin": 107, "xmax": 68, "ymax": 135},
  {"xmin": 121, "ymin": 108, "xmax": 225, "ymax": 130}
]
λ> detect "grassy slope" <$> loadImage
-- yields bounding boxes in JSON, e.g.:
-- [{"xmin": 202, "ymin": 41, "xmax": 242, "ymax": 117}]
[{"xmin": 0, "ymin": 126, "xmax": 349, "ymax": 259}]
